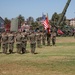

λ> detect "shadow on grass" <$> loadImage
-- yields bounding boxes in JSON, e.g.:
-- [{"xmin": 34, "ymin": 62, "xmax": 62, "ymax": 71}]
[
  {"xmin": 0, "ymin": 52, "xmax": 3, "ymax": 54},
  {"xmin": 0, "ymin": 50, "xmax": 39, "ymax": 55},
  {"xmin": 34, "ymin": 52, "xmax": 39, "ymax": 54}
]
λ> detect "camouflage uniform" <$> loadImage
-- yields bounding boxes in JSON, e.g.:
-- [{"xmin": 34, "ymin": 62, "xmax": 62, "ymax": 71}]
[
  {"xmin": 16, "ymin": 32, "xmax": 22, "ymax": 54},
  {"xmin": 41, "ymin": 31, "xmax": 46, "ymax": 45},
  {"xmin": 51, "ymin": 27, "xmax": 57, "ymax": 46},
  {"xmin": 46, "ymin": 28, "xmax": 51, "ymax": 46},
  {"xmin": 36, "ymin": 31, "xmax": 42, "ymax": 48},
  {"xmin": 8, "ymin": 32, "xmax": 14, "ymax": 53},
  {"xmin": 24, "ymin": 32, "xmax": 28, "ymax": 51},
  {"xmin": 47, "ymin": 33, "xmax": 51, "ymax": 46},
  {"xmin": 21, "ymin": 32, "xmax": 27, "ymax": 54},
  {"xmin": 29, "ymin": 31, "xmax": 36, "ymax": 54},
  {"xmin": 1, "ymin": 32, "xmax": 8, "ymax": 54}
]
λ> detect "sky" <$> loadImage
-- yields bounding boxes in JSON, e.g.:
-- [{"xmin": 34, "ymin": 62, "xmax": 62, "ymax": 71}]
[{"xmin": 0, "ymin": 0, "xmax": 75, "ymax": 20}]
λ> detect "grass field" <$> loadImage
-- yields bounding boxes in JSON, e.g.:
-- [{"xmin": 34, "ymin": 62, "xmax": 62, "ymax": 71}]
[{"xmin": 0, "ymin": 37, "xmax": 75, "ymax": 75}]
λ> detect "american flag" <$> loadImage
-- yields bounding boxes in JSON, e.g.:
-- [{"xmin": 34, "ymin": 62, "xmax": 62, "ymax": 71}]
[{"xmin": 42, "ymin": 15, "xmax": 50, "ymax": 30}]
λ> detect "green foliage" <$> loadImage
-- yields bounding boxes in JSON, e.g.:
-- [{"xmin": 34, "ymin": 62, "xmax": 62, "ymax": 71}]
[
  {"xmin": 4, "ymin": 17, "xmax": 11, "ymax": 25},
  {"xmin": 18, "ymin": 14, "xmax": 25, "ymax": 25},
  {"xmin": 36, "ymin": 17, "xmax": 42, "ymax": 22},
  {"xmin": 27, "ymin": 16, "xmax": 34, "ymax": 25},
  {"xmin": 51, "ymin": 12, "xmax": 66, "ymax": 27},
  {"xmin": 62, "ymin": 25, "xmax": 74, "ymax": 36},
  {"xmin": 30, "ymin": 21, "xmax": 39, "ymax": 30},
  {"xmin": 51, "ymin": 12, "xmax": 59, "ymax": 26},
  {"xmin": 51, "ymin": 12, "xmax": 74, "ymax": 36}
]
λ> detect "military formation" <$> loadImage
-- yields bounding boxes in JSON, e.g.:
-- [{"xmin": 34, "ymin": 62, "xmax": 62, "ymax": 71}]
[{"xmin": 0, "ymin": 27, "xmax": 57, "ymax": 54}]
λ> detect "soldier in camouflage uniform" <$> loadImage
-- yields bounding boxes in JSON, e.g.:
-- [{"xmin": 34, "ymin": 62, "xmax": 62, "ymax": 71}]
[
  {"xmin": 8, "ymin": 32, "xmax": 14, "ymax": 54},
  {"xmin": 51, "ymin": 26, "xmax": 57, "ymax": 46},
  {"xmin": 47, "ymin": 34, "xmax": 51, "ymax": 46},
  {"xmin": 16, "ymin": 32, "xmax": 22, "ymax": 54},
  {"xmin": 46, "ymin": 28, "xmax": 51, "ymax": 46},
  {"xmin": 36, "ymin": 30, "xmax": 42, "ymax": 48},
  {"xmin": 29, "ymin": 31, "xmax": 36, "ymax": 54},
  {"xmin": 1, "ymin": 32, "xmax": 8, "ymax": 54},
  {"xmin": 24, "ymin": 32, "xmax": 28, "ymax": 51},
  {"xmin": 41, "ymin": 31, "xmax": 46, "ymax": 45},
  {"xmin": 21, "ymin": 32, "xmax": 27, "ymax": 54}
]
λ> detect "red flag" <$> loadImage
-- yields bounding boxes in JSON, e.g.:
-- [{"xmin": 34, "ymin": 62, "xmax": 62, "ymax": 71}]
[
  {"xmin": 57, "ymin": 29, "xmax": 64, "ymax": 35},
  {"xmin": 5, "ymin": 24, "xmax": 10, "ymax": 32}
]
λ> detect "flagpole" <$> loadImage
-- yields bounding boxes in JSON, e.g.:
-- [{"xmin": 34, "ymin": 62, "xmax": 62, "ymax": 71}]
[
  {"xmin": 46, "ymin": 13, "xmax": 51, "ymax": 34},
  {"xmin": 47, "ymin": 13, "xmax": 49, "ymax": 21},
  {"xmin": 47, "ymin": 13, "xmax": 50, "ymax": 26},
  {"xmin": 46, "ymin": 13, "xmax": 50, "ymax": 28}
]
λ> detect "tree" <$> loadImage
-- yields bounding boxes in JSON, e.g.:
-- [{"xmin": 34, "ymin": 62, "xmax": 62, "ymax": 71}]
[
  {"xmin": 27, "ymin": 16, "xmax": 34, "ymax": 25},
  {"xmin": 36, "ymin": 17, "xmax": 44, "ymax": 31},
  {"xmin": 31, "ymin": 21, "xmax": 37, "ymax": 29},
  {"xmin": 4, "ymin": 18, "xmax": 11, "ymax": 32},
  {"xmin": 51, "ymin": 12, "xmax": 59, "ymax": 26},
  {"xmin": 36, "ymin": 17, "xmax": 42, "ymax": 22},
  {"xmin": 51, "ymin": 12, "xmax": 66, "ymax": 29},
  {"xmin": 4, "ymin": 17, "xmax": 11, "ymax": 25},
  {"xmin": 18, "ymin": 14, "xmax": 25, "ymax": 25}
]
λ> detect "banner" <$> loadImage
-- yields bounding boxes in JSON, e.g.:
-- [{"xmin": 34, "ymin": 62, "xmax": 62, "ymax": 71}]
[{"xmin": 10, "ymin": 18, "xmax": 18, "ymax": 32}]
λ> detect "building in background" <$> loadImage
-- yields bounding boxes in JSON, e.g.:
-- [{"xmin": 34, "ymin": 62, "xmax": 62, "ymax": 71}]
[
  {"xmin": 70, "ymin": 18, "xmax": 75, "ymax": 27},
  {"xmin": 65, "ymin": 19, "xmax": 70, "ymax": 25}
]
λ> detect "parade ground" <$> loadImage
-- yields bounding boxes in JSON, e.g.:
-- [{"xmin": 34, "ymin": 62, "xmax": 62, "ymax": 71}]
[{"xmin": 0, "ymin": 37, "xmax": 75, "ymax": 75}]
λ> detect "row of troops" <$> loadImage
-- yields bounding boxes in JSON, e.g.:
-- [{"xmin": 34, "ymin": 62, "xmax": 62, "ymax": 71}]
[{"xmin": 0, "ymin": 27, "xmax": 56, "ymax": 54}]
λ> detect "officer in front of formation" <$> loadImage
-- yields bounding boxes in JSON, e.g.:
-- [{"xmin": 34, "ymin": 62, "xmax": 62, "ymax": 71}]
[{"xmin": 51, "ymin": 26, "xmax": 57, "ymax": 46}]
